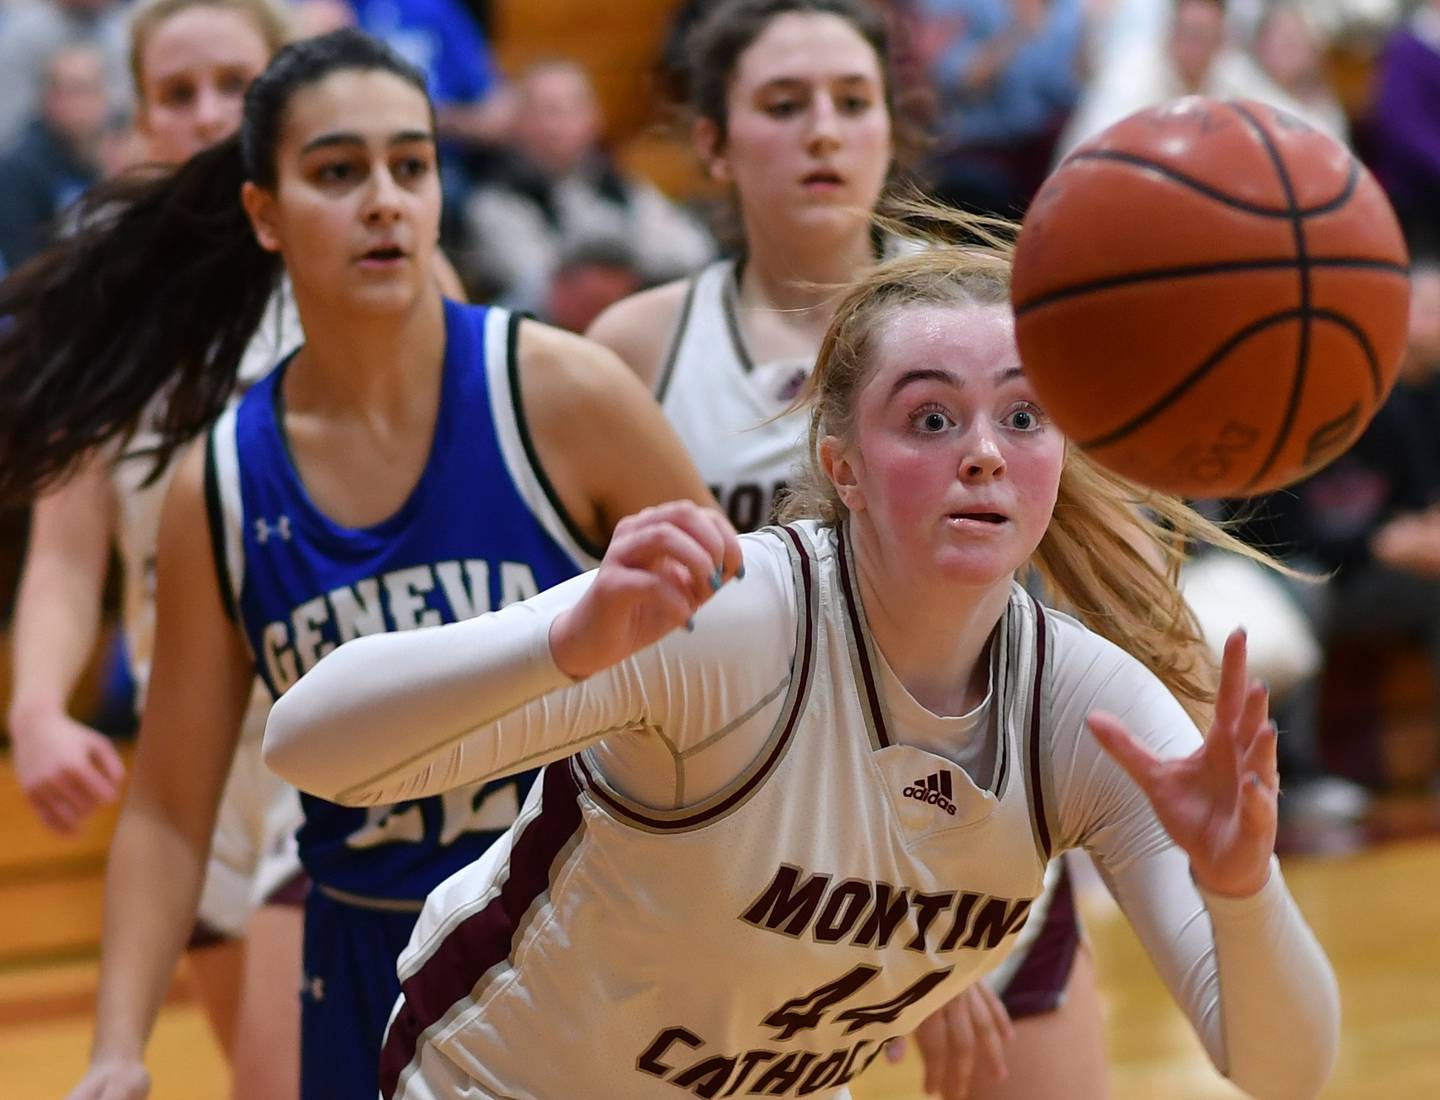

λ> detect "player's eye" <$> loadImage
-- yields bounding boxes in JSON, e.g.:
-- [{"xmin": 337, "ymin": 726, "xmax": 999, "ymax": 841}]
[
  {"xmin": 159, "ymin": 81, "xmax": 195, "ymax": 108},
  {"xmin": 911, "ymin": 406, "xmax": 956, "ymax": 433},
  {"xmin": 392, "ymin": 155, "xmax": 431, "ymax": 182},
  {"xmin": 1002, "ymin": 404, "xmax": 1045, "ymax": 432},
  {"xmin": 314, "ymin": 161, "xmax": 357, "ymax": 184}
]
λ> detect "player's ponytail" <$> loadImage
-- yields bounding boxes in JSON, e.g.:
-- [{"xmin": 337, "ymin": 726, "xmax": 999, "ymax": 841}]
[
  {"xmin": 0, "ymin": 28, "xmax": 429, "ymax": 505},
  {"xmin": 781, "ymin": 196, "xmax": 1300, "ymax": 725},
  {"xmin": 0, "ymin": 136, "xmax": 279, "ymax": 502}
]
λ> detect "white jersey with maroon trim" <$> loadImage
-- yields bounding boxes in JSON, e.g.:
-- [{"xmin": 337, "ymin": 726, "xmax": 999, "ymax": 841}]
[
  {"xmin": 382, "ymin": 523, "xmax": 1053, "ymax": 1100},
  {"xmin": 655, "ymin": 260, "xmax": 811, "ymax": 533}
]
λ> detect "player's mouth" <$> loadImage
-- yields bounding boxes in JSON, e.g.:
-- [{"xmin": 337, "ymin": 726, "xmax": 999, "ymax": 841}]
[
  {"xmin": 945, "ymin": 510, "xmax": 1009, "ymax": 528},
  {"xmin": 801, "ymin": 168, "xmax": 845, "ymax": 192},
  {"xmin": 357, "ymin": 244, "xmax": 408, "ymax": 268}
]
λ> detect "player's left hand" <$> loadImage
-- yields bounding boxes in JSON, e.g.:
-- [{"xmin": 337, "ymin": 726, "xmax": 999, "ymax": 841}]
[
  {"xmin": 1087, "ymin": 628, "xmax": 1277, "ymax": 898},
  {"xmin": 886, "ymin": 981, "xmax": 1014, "ymax": 1100}
]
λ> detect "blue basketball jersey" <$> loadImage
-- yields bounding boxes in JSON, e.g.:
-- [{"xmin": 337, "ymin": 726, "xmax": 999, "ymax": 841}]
[{"xmin": 206, "ymin": 301, "xmax": 596, "ymax": 900}]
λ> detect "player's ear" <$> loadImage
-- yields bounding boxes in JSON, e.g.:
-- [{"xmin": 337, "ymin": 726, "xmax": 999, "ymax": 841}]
[
  {"xmin": 692, "ymin": 116, "xmax": 729, "ymax": 183},
  {"xmin": 820, "ymin": 435, "xmax": 865, "ymax": 512},
  {"xmin": 241, "ymin": 181, "xmax": 282, "ymax": 253}
]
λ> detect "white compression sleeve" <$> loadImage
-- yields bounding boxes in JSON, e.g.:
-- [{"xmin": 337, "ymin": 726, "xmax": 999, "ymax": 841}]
[
  {"xmin": 262, "ymin": 535, "xmax": 798, "ymax": 809},
  {"xmin": 1198, "ymin": 861, "xmax": 1339, "ymax": 1098},
  {"xmin": 1046, "ymin": 613, "xmax": 1339, "ymax": 1099},
  {"xmin": 262, "ymin": 571, "xmax": 591, "ymax": 804}
]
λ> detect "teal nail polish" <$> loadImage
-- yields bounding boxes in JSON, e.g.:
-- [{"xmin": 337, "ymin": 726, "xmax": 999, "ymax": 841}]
[
  {"xmin": 737, "ymin": 563, "xmax": 747, "ymax": 580},
  {"xmin": 685, "ymin": 618, "xmax": 695, "ymax": 633},
  {"xmin": 710, "ymin": 569, "xmax": 723, "ymax": 591}
]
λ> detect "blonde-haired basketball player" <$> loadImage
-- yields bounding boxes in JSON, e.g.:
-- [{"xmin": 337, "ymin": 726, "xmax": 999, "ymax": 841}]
[
  {"xmin": 590, "ymin": 3, "xmax": 1098, "ymax": 1094},
  {"xmin": 265, "ymin": 205, "xmax": 1340, "ymax": 1100}
]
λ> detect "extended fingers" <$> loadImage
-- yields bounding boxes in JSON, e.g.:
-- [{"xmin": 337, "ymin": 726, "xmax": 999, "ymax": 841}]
[
  {"xmin": 1087, "ymin": 711, "xmax": 1161, "ymax": 792},
  {"xmin": 1213, "ymin": 629, "xmax": 1249, "ymax": 731},
  {"xmin": 1242, "ymin": 721, "xmax": 1280, "ymax": 791},
  {"xmin": 1206, "ymin": 677, "xmax": 1268, "ymax": 788}
]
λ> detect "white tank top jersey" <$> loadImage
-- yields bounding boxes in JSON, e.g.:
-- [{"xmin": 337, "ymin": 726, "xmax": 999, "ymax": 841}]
[
  {"xmin": 657, "ymin": 259, "xmax": 811, "ymax": 533},
  {"xmin": 109, "ymin": 282, "xmax": 303, "ymax": 730},
  {"xmin": 263, "ymin": 524, "xmax": 1338, "ymax": 1100},
  {"xmin": 385, "ymin": 523, "xmax": 1048, "ymax": 1099}
]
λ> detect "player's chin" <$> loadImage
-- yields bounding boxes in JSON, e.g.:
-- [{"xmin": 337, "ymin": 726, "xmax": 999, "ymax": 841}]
[
  {"xmin": 344, "ymin": 278, "xmax": 424, "ymax": 314},
  {"xmin": 928, "ymin": 542, "xmax": 1025, "ymax": 590}
]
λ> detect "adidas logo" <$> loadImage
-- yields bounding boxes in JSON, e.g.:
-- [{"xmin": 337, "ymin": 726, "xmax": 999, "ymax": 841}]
[{"xmin": 902, "ymin": 771, "xmax": 957, "ymax": 816}]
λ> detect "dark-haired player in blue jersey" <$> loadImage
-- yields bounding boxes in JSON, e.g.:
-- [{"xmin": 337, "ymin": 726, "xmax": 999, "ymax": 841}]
[{"xmin": 0, "ymin": 31, "xmax": 720, "ymax": 1100}]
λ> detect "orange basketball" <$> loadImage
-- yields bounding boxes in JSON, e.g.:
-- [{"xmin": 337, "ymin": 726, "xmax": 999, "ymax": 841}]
[{"xmin": 1011, "ymin": 97, "xmax": 1411, "ymax": 497}]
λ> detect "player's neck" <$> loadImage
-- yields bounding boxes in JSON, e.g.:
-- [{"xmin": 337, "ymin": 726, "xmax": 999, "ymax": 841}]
[
  {"xmin": 285, "ymin": 288, "xmax": 446, "ymax": 416},
  {"xmin": 739, "ymin": 220, "xmax": 873, "ymax": 318},
  {"xmin": 849, "ymin": 524, "xmax": 1010, "ymax": 718}
]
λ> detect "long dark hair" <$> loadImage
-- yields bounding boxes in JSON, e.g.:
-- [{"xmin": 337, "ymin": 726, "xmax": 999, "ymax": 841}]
[{"xmin": 0, "ymin": 29, "xmax": 429, "ymax": 504}]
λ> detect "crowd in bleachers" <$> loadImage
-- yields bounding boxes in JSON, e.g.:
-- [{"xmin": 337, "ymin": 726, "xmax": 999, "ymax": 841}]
[{"xmin": 1, "ymin": 0, "xmax": 1438, "ymax": 829}]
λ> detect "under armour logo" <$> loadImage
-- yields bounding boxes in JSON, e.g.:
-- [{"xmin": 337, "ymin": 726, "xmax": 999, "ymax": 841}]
[{"xmin": 255, "ymin": 515, "xmax": 292, "ymax": 543}]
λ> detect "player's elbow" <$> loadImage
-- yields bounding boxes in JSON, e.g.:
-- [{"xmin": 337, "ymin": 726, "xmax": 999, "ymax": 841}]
[{"xmin": 262, "ymin": 691, "xmax": 346, "ymax": 802}]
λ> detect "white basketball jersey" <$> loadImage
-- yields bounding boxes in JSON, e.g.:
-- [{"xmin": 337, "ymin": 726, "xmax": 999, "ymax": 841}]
[
  {"xmin": 657, "ymin": 260, "xmax": 810, "ymax": 533},
  {"xmin": 386, "ymin": 523, "xmax": 1053, "ymax": 1100},
  {"xmin": 110, "ymin": 282, "xmax": 303, "ymax": 731}
]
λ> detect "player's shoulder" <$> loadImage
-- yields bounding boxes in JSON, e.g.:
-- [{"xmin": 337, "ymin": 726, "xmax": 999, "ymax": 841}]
[
  {"xmin": 1040, "ymin": 601, "xmax": 1171, "ymax": 702},
  {"xmin": 1038, "ymin": 600, "xmax": 1200, "ymax": 757},
  {"xmin": 585, "ymin": 277, "xmax": 697, "ymax": 390},
  {"xmin": 515, "ymin": 316, "xmax": 633, "ymax": 400},
  {"xmin": 681, "ymin": 528, "xmax": 801, "ymax": 663}
]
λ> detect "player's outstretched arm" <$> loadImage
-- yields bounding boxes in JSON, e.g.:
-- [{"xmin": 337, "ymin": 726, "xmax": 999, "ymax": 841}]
[
  {"xmin": 69, "ymin": 446, "xmax": 254, "ymax": 1100},
  {"xmin": 264, "ymin": 500, "xmax": 746, "ymax": 806},
  {"xmin": 1073, "ymin": 629, "xmax": 1339, "ymax": 1098},
  {"xmin": 7, "ymin": 461, "xmax": 125, "ymax": 834},
  {"xmin": 1087, "ymin": 629, "xmax": 1278, "ymax": 899}
]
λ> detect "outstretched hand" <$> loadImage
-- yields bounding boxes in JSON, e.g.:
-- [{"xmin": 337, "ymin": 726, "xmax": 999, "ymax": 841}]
[
  {"xmin": 549, "ymin": 502, "xmax": 743, "ymax": 680},
  {"xmin": 1087, "ymin": 629, "xmax": 1278, "ymax": 898}
]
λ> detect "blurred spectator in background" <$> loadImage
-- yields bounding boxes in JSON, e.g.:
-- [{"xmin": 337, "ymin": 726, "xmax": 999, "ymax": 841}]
[
  {"xmin": 294, "ymin": 0, "xmax": 356, "ymax": 38},
  {"xmin": 661, "ymin": 0, "xmax": 933, "ymax": 123},
  {"xmin": 462, "ymin": 59, "xmax": 715, "ymax": 311},
  {"xmin": 1368, "ymin": 0, "xmax": 1440, "ymax": 251},
  {"xmin": 917, "ymin": 0, "xmax": 1085, "ymax": 216},
  {"xmin": 1221, "ymin": 2, "xmax": 1349, "ymax": 140},
  {"xmin": 1057, "ymin": 0, "xmax": 1243, "ymax": 155},
  {"xmin": 0, "ymin": 0, "xmax": 129, "ymax": 150},
  {"xmin": 348, "ymin": 0, "xmax": 513, "ymax": 225},
  {"xmin": 543, "ymin": 240, "xmax": 645, "ymax": 334},
  {"xmin": 0, "ymin": 44, "xmax": 108, "ymax": 269}
]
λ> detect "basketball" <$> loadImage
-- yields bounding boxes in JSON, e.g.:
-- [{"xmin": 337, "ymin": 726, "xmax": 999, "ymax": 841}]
[{"xmin": 1010, "ymin": 97, "xmax": 1411, "ymax": 497}]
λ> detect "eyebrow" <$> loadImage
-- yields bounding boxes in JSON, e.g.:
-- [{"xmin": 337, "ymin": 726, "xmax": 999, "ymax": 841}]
[
  {"xmin": 888, "ymin": 365, "xmax": 1025, "ymax": 398},
  {"xmin": 758, "ymin": 73, "xmax": 877, "ymax": 91},
  {"xmin": 300, "ymin": 129, "xmax": 435, "ymax": 155}
]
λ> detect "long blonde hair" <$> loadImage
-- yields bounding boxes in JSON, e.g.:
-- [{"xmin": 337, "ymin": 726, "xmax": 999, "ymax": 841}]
[{"xmin": 779, "ymin": 200, "xmax": 1287, "ymax": 724}]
